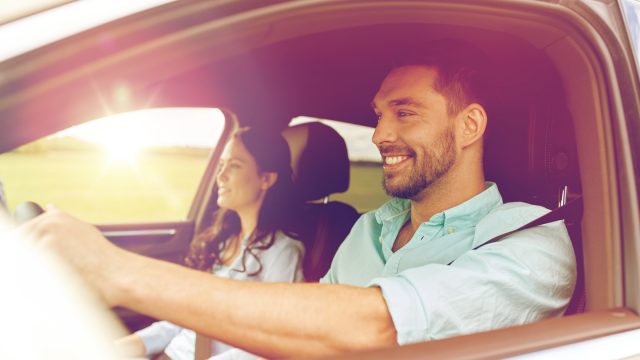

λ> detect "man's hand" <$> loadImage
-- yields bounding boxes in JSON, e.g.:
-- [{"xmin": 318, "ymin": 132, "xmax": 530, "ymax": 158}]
[
  {"xmin": 16, "ymin": 206, "xmax": 130, "ymax": 306},
  {"xmin": 16, "ymin": 206, "xmax": 397, "ymax": 357}
]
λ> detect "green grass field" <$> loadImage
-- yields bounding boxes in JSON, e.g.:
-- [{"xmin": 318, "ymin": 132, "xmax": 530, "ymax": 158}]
[
  {"xmin": 0, "ymin": 150, "xmax": 388, "ymax": 223},
  {"xmin": 334, "ymin": 162, "xmax": 389, "ymax": 213}
]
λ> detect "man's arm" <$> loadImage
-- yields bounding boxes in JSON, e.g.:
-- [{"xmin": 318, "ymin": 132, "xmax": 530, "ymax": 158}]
[{"xmin": 20, "ymin": 207, "xmax": 397, "ymax": 358}]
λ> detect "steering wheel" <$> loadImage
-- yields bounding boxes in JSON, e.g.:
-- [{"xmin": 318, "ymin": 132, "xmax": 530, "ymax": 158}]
[{"xmin": 14, "ymin": 201, "xmax": 44, "ymax": 224}]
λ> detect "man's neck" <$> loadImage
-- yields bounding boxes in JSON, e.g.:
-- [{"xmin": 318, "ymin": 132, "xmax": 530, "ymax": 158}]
[
  {"xmin": 409, "ymin": 174, "xmax": 486, "ymax": 236},
  {"xmin": 392, "ymin": 177, "xmax": 485, "ymax": 253}
]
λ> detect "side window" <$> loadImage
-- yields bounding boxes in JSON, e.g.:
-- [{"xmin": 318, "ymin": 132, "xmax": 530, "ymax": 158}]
[
  {"xmin": 0, "ymin": 108, "xmax": 225, "ymax": 223},
  {"xmin": 290, "ymin": 117, "xmax": 388, "ymax": 212}
]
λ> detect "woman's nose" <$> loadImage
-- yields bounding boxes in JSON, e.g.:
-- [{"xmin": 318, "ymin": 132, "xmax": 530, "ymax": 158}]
[{"xmin": 216, "ymin": 166, "xmax": 228, "ymax": 183}]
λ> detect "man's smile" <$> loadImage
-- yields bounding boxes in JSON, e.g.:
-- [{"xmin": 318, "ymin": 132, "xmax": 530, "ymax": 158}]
[
  {"xmin": 384, "ymin": 155, "xmax": 410, "ymax": 165},
  {"xmin": 381, "ymin": 154, "xmax": 413, "ymax": 171}
]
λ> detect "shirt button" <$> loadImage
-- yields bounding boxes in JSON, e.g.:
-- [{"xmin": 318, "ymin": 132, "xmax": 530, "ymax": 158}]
[{"xmin": 447, "ymin": 227, "xmax": 455, "ymax": 234}]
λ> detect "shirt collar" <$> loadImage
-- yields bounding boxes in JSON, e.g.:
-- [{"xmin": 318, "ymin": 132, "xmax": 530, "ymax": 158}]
[{"xmin": 375, "ymin": 182, "xmax": 503, "ymax": 231}]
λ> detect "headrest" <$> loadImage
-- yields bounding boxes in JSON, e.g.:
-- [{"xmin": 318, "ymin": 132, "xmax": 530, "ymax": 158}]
[
  {"xmin": 484, "ymin": 98, "xmax": 581, "ymax": 209},
  {"xmin": 282, "ymin": 122, "xmax": 350, "ymax": 202}
]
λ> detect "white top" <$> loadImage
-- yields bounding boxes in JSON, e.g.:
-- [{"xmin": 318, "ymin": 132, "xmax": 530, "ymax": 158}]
[{"xmin": 136, "ymin": 230, "xmax": 305, "ymax": 360}]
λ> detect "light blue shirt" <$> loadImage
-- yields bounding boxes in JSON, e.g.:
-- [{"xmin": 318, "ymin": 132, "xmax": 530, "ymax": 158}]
[
  {"xmin": 137, "ymin": 231, "xmax": 305, "ymax": 360},
  {"xmin": 321, "ymin": 183, "xmax": 576, "ymax": 345}
]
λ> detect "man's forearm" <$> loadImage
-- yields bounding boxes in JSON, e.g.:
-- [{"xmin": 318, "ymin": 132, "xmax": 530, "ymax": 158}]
[
  {"xmin": 114, "ymin": 251, "xmax": 397, "ymax": 358},
  {"xmin": 23, "ymin": 208, "xmax": 396, "ymax": 357}
]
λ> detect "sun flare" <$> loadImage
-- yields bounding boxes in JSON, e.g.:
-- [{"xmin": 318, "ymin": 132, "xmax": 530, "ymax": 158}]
[
  {"xmin": 101, "ymin": 139, "xmax": 142, "ymax": 165},
  {"xmin": 57, "ymin": 108, "xmax": 226, "ymax": 169},
  {"xmin": 91, "ymin": 122, "xmax": 145, "ymax": 166}
]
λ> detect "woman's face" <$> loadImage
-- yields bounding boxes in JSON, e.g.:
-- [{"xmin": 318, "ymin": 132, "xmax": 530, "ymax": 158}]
[{"xmin": 216, "ymin": 139, "xmax": 272, "ymax": 213}]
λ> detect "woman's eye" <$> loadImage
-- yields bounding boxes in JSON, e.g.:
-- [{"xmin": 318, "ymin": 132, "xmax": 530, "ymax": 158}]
[{"xmin": 397, "ymin": 111, "xmax": 412, "ymax": 117}]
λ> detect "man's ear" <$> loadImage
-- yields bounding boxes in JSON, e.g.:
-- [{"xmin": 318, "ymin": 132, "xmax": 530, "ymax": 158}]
[
  {"xmin": 458, "ymin": 103, "xmax": 487, "ymax": 148},
  {"xmin": 260, "ymin": 172, "xmax": 278, "ymax": 191}
]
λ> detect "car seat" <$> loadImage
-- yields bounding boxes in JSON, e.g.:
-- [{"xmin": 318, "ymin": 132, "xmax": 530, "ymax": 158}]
[
  {"xmin": 282, "ymin": 122, "xmax": 360, "ymax": 282},
  {"xmin": 484, "ymin": 86, "xmax": 585, "ymax": 314}
]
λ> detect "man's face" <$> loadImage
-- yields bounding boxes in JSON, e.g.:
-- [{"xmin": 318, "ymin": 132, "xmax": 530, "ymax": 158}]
[{"xmin": 371, "ymin": 66, "xmax": 457, "ymax": 200}]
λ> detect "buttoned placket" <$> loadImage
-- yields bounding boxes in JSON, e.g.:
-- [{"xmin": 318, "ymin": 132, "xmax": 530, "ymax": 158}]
[{"xmin": 381, "ymin": 212, "xmax": 446, "ymax": 275}]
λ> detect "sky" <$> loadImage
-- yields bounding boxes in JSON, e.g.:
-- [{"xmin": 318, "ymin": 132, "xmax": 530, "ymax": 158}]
[
  {"xmin": 60, "ymin": 109, "xmax": 382, "ymax": 162},
  {"xmin": 59, "ymin": 108, "xmax": 225, "ymax": 148}
]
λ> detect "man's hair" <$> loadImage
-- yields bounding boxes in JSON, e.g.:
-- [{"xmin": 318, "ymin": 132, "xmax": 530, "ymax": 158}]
[{"xmin": 391, "ymin": 39, "xmax": 491, "ymax": 116}]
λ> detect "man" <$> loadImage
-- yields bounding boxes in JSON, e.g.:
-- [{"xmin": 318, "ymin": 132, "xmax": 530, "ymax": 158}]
[{"xmin": 21, "ymin": 41, "xmax": 576, "ymax": 358}]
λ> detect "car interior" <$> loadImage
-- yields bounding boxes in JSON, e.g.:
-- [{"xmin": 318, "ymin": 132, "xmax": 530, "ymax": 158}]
[
  {"xmin": 158, "ymin": 7, "xmax": 597, "ymax": 311},
  {"xmin": 2, "ymin": 0, "xmax": 639, "ymax": 356}
]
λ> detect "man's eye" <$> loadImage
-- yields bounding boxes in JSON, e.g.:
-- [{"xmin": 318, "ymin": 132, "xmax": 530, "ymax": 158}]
[{"xmin": 397, "ymin": 111, "xmax": 412, "ymax": 117}]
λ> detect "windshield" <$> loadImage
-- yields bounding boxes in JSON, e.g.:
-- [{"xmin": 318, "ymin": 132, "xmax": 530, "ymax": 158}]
[{"xmin": 0, "ymin": 0, "xmax": 173, "ymax": 62}]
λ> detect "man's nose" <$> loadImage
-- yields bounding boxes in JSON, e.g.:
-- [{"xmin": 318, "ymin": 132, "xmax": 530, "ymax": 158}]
[{"xmin": 372, "ymin": 115, "xmax": 397, "ymax": 146}]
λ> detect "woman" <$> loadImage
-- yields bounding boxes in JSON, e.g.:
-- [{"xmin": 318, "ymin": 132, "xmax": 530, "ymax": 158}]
[{"xmin": 116, "ymin": 128, "xmax": 305, "ymax": 359}]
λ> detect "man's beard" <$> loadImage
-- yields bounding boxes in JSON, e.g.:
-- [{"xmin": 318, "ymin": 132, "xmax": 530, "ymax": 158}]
[{"xmin": 382, "ymin": 127, "xmax": 457, "ymax": 199}]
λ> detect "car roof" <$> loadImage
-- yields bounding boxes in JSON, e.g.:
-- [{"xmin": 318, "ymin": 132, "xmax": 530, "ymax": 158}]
[{"xmin": 0, "ymin": 0, "xmax": 635, "ymax": 150}]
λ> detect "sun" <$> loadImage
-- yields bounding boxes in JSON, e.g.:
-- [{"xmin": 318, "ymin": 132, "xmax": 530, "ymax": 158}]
[
  {"xmin": 94, "ymin": 126, "xmax": 143, "ymax": 166},
  {"xmin": 102, "ymin": 138, "xmax": 142, "ymax": 165},
  {"xmin": 60, "ymin": 111, "xmax": 152, "ymax": 167}
]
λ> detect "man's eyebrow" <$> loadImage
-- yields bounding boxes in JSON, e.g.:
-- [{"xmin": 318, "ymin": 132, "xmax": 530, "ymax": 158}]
[
  {"xmin": 370, "ymin": 97, "xmax": 425, "ymax": 110},
  {"xmin": 388, "ymin": 97, "xmax": 424, "ymax": 107}
]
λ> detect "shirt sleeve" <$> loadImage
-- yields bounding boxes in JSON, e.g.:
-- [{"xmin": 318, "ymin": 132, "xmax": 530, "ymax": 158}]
[
  {"xmin": 369, "ymin": 222, "xmax": 576, "ymax": 345},
  {"xmin": 261, "ymin": 235, "xmax": 305, "ymax": 283},
  {"xmin": 135, "ymin": 320, "xmax": 183, "ymax": 355}
]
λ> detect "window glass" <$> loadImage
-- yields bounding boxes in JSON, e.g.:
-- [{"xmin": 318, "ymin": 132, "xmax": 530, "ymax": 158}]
[
  {"xmin": 290, "ymin": 117, "xmax": 388, "ymax": 212},
  {"xmin": 622, "ymin": 0, "xmax": 640, "ymax": 68},
  {"xmin": 0, "ymin": 108, "xmax": 225, "ymax": 223}
]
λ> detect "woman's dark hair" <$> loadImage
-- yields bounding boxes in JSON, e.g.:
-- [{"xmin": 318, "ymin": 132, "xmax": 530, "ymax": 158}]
[{"xmin": 184, "ymin": 127, "xmax": 297, "ymax": 275}]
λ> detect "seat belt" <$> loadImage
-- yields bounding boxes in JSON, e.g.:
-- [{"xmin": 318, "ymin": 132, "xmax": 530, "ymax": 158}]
[
  {"xmin": 168, "ymin": 197, "xmax": 585, "ymax": 359},
  {"xmin": 447, "ymin": 196, "xmax": 583, "ymax": 267},
  {"xmin": 472, "ymin": 195, "xmax": 583, "ymax": 251},
  {"xmin": 194, "ymin": 333, "xmax": 212, "ymax": 360},
  {"xmin": 153, "ymin": 333, "xmax": 210, "ymax": 359}
]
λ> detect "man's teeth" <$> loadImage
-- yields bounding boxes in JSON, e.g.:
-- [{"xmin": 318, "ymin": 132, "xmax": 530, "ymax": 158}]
[{"xmin": 385, "ymin": 156, "xmax": 409, "ymax": 165}]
